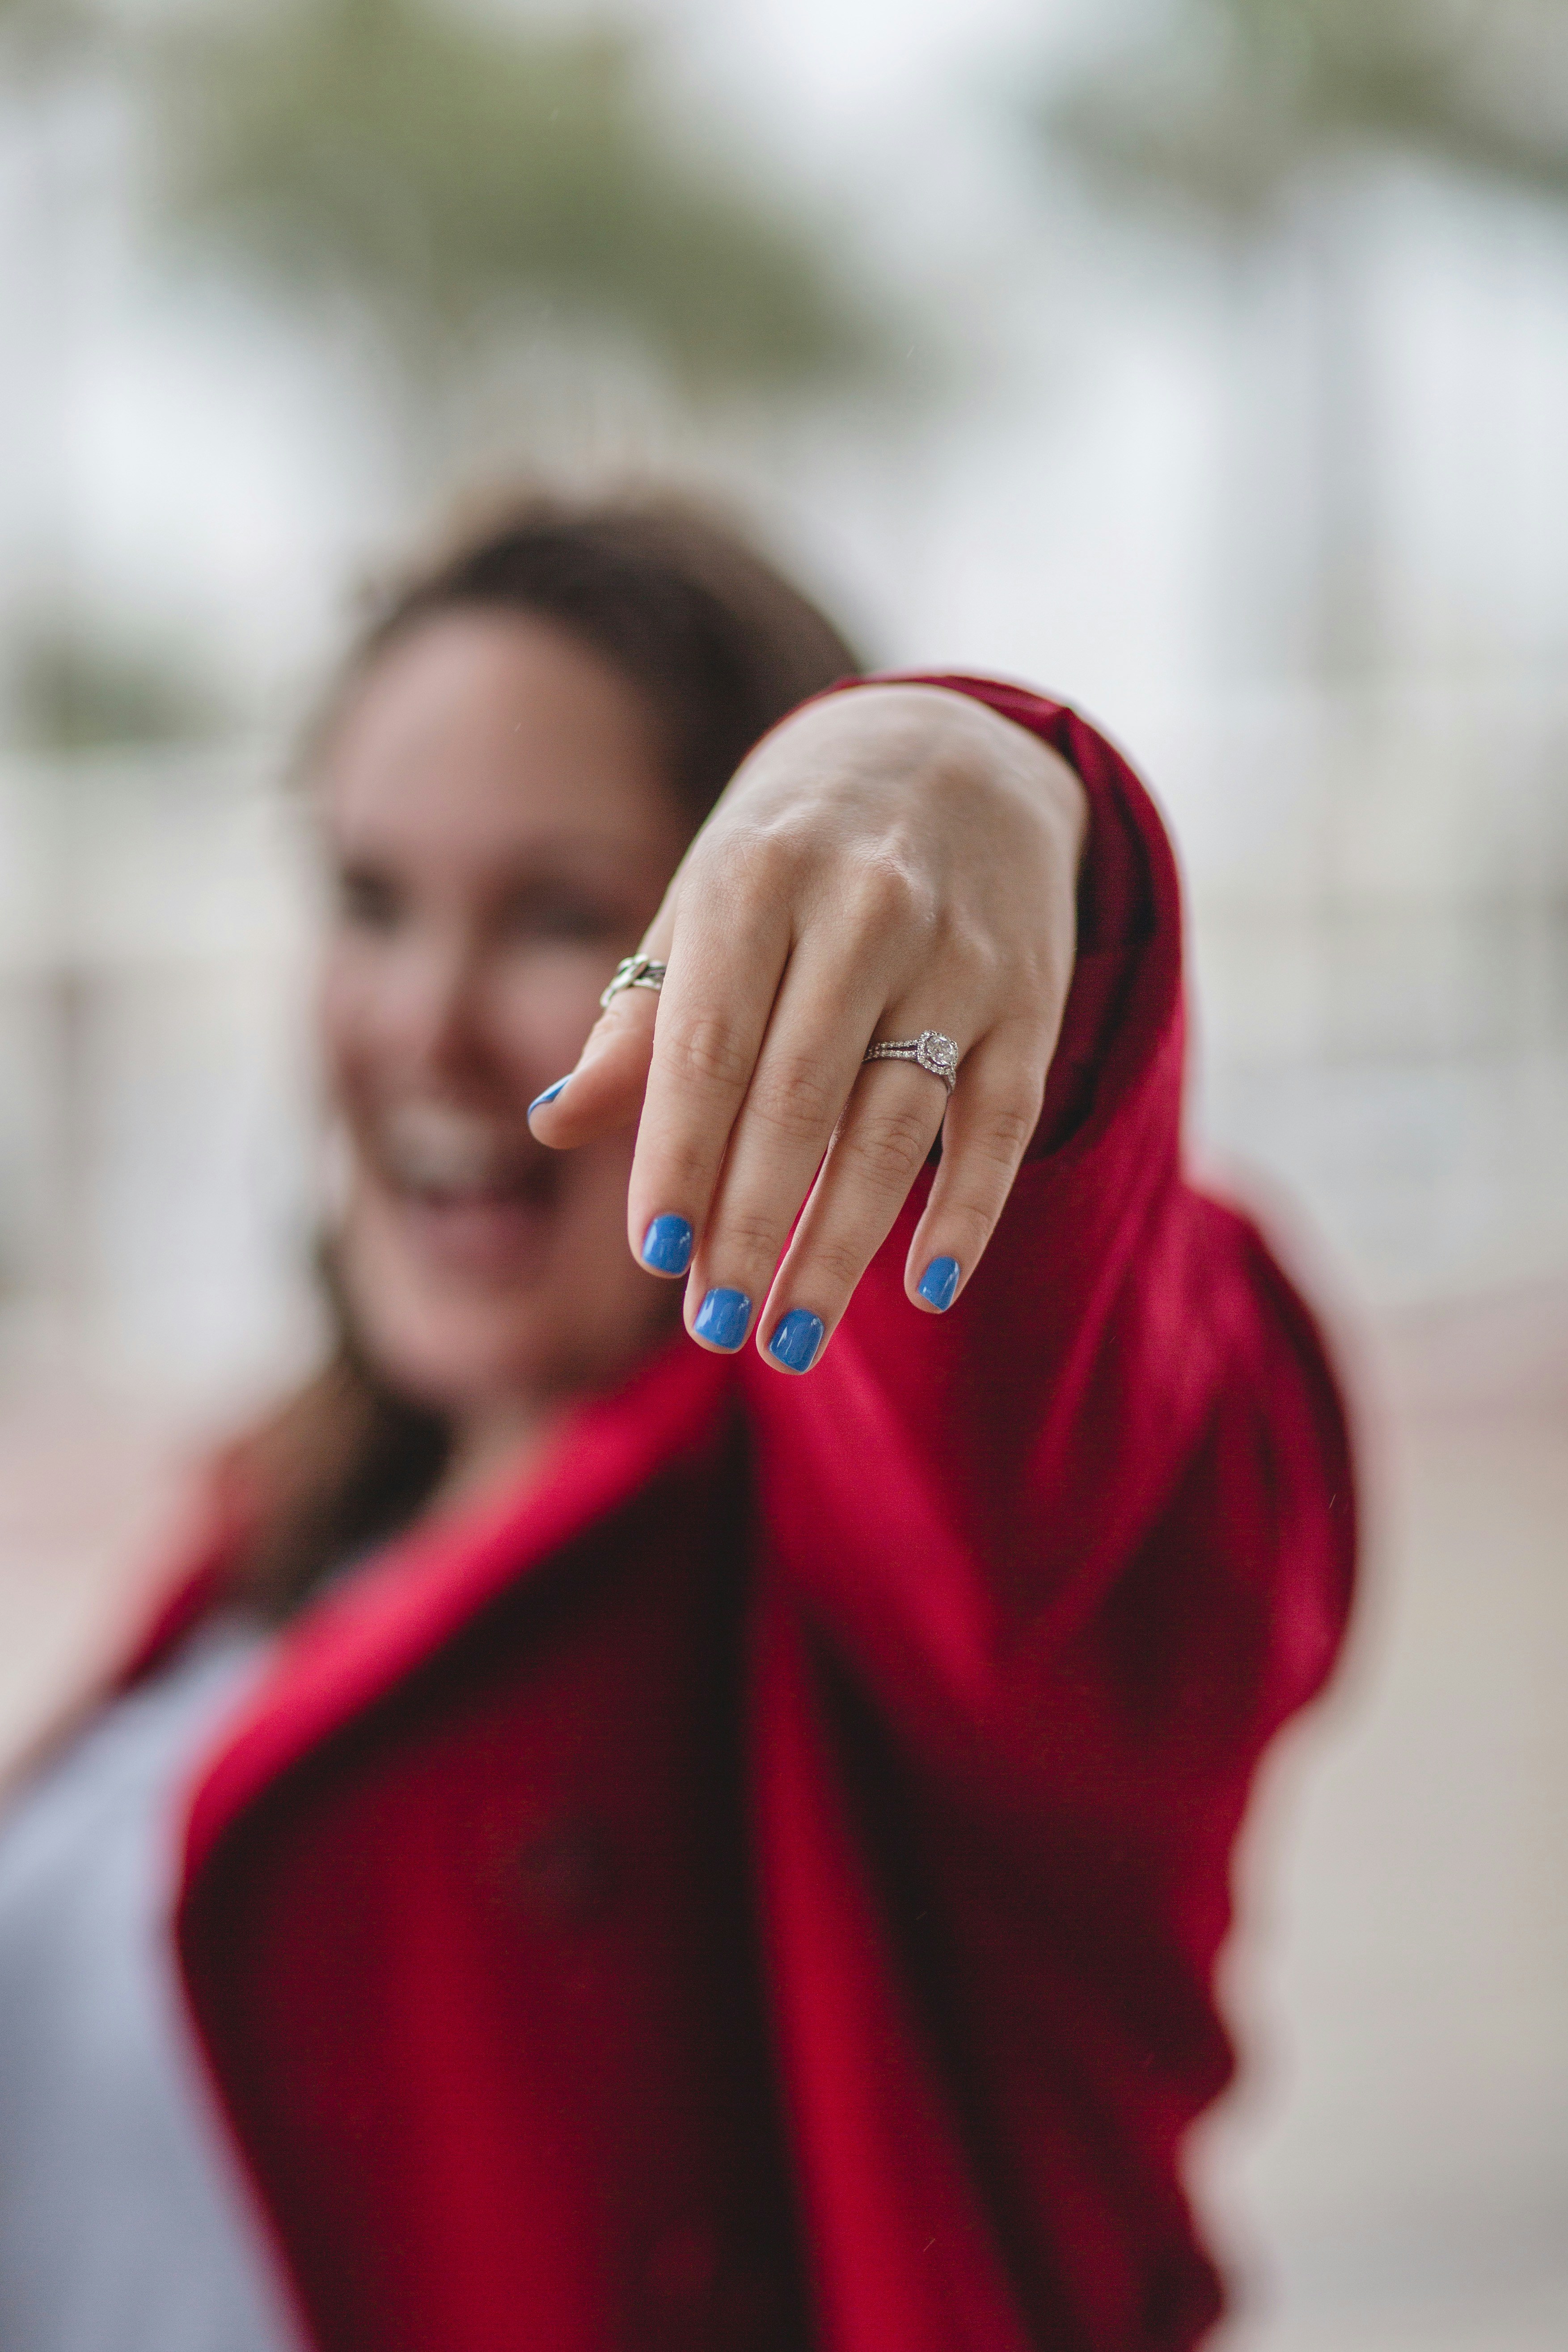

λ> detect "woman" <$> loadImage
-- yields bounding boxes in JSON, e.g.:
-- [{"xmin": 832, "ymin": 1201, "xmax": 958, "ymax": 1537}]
[{"xmin": 0, "ymin": 497, "xmax": 1354, "ymax": 2352}]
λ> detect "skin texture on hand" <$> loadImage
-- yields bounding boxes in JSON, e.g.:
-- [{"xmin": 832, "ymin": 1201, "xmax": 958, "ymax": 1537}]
[{"xmin": 528, "ymin": 683, "xmax": 1088, "ymax": 1372}]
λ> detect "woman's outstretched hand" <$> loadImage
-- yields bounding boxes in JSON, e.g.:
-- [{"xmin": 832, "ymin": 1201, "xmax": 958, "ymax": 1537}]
[{"xmin": 528, "ymin": 683, "xmax": 1087, "ymax": 1372}]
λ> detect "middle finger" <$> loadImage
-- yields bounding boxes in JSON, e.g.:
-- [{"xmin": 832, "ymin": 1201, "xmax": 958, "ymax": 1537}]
[
  {"xmin": 626, "ymin": 894, "xmax": 885, "ymax": 1285},
  {"xmin": 659, "ymin": 944, "xmax": 889, "ymax": 1350}
]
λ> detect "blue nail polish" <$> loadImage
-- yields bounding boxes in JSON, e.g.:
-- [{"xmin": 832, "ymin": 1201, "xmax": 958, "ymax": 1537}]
[
  {"xmin": 917, "ymin": 1256, "xmax": 960, "ymax": 1312},
  {"xmin": 528, "ymin": 1076, "xmax": 571, "ymax": 1116},
  {"xmin": 641, "ymin": 1214, "xmax": 693, "ymax": 1276},
  {"xmin": 693, "ymin": 1287, "xmax": 752, "ymax": 1351},
  {"xmin": 767, "ymin": 1308, "xmax": 824, "ymax": 1373}
]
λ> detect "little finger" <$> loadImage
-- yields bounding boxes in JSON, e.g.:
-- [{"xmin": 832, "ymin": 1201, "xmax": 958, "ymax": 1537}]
[{"xmin": 902, "ymin": 1023, "xmax": 1049, "ymax": 1313}]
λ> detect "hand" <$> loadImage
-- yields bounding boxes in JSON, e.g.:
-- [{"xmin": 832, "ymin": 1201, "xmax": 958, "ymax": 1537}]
[{"xmin": 528, "ymin": 684, "xmax": 1087, "ymax": 1372}]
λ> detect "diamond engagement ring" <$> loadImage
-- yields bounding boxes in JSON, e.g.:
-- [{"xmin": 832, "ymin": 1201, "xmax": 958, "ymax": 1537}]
[
  {"xmin": 862, "ymin": 1030, "xmax": 961, "ymax": 1095},
  {"xmin": 600, "ymin": 955, "xmax": 667, "ymax": 1010}
]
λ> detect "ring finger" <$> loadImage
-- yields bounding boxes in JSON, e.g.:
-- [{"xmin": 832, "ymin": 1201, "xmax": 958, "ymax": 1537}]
[
  {"xmin": 688, "ymin": 1022, "xmax": 966, "ymax": 1371},
  {"xmin": 741, "ymin": 1045, "xmax": 955, "ymax": 1372},
  {"xmin": 751, "ymin": 1018, "xmax": 1045, "ymax": 1369}
]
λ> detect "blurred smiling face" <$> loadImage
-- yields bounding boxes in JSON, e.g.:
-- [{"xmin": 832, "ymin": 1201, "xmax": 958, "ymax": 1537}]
[{"xmin": 317, "ymin": 608, "xmax": 692, "ymax": 1413}]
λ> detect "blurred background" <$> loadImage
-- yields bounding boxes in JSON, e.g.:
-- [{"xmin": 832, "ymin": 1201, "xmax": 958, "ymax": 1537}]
[{"xmin": 0, "ymin": 0, "xmax": 1564, "ymax": 2343}]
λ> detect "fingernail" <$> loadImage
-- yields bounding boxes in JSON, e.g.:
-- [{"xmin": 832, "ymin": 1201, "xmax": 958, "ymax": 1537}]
[
  {"xmin": 693, "ymin": 1287, "xmax": 751, "ymax": 1351},
  {"xmin": 528, "ymin": 1076, "xmax": 571, "ymax": 1116},
  {"xmin": 917, "ymin": 1257, "xmax": 960, "ymax": 1312},
  {"xmin": 767, "ymin": 1308, "xmax": 824, "ymax": 1374},
  {"xmin": 641, "ymin": 1214, "xmax": 693, "ymax": 1276}
]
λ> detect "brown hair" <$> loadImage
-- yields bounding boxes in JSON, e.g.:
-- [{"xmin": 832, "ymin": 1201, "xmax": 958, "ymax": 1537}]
[{"xmin": 224, "ymin": 492, "xmax": 863, "ymax": 1619}]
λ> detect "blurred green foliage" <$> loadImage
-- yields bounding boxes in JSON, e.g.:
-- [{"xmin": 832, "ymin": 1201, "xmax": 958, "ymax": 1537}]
[
  {"xmin": 144, "ymin": 0, "xmax": 878, "ymax": 397},
  {"xmin": 1035, "ymin": 0, "xmax": 1568, "ymax": 226},
  {"xmin": 12, "ymin": 624, "xmax": 224, "ymax": 752},
  {"xmin": 0, "ymin": 0, "xmax": 892, "ymax": 747}
]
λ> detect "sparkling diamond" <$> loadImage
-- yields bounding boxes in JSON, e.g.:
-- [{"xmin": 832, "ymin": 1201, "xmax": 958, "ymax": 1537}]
[{"xmin": 917, "ymin": 1030, "xmax": 958, "ymax": 1078}]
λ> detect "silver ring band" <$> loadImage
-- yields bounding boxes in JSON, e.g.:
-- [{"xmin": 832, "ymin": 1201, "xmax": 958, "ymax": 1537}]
[
  {"xmin": 862, "ymin": 1029, "xmax": 960, "ymax": 1095},
  {"xmin": 600, "ymin": 955, "xmax": 667, "ymax": 1011}
]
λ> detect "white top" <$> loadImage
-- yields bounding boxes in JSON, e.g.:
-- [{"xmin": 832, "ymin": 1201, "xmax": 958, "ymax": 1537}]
[{"xmin": 0, "ymin": 1617, "xmax": 305, "ymax": 2352}]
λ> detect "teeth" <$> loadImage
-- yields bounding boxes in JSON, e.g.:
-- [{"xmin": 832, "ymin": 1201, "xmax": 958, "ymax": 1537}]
[{"xmin": 380, "ymin": 1102, "xmax": 528, "ymax": 1193}]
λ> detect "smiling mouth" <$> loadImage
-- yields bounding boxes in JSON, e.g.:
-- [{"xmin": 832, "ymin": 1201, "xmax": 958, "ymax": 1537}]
[{"xmin": 372, "ymin": 1102, "xmax": 560, "ymax": 1238}]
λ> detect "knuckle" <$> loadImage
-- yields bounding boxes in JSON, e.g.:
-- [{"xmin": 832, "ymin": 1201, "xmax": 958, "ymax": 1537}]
[
  {"xmin": 945, "ymin": 1194, "xmax": 1001, "ymax": 1252},
  {"xmin": 653, "ymin": 1132, "xmax": 718, "ymax": 1198},
  {"xmin": 949, "ymin": 925, "xmax": 1002, "ymax": 996},
  {"xmin": 1014, "ymin": 938, "xmax": 1060, "ymax": 1000},
  {"xmin": 706, "ymin": 823, "xmax": 806, "ymax": 910},
  {"xmin": 969, "ymin": 1100, "xmax": 1036, "ymax": 1169},
  {"xmin": 808, "ymin": 1235, "xmax": 867, "ymax": 1293},
  {"xmin": 748, "ymin": 1052, "xmax": 839, "ymax": 1143},
  {"xmin": 710, "ymin": 1207, "xmax": 786, "ymax": 1270},
  {"xmin": 660, "ymin": 1011, "xmax": 754, "ymax": 1094},
  {"xmin": 840, "ymin": 1102, "xmax": 931, "ymax": 1191},
  {"xmin": 843, "ymin": 853, "xmax": 932, "ymax": 937},
  {"xmin": 754, "ymin": 823, "xmax": 812, "ymax": 890}
]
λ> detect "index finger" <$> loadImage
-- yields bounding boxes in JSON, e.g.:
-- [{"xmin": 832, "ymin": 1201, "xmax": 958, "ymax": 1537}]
[
  {"xmin": 525, "ymin": 949, "xmax": 668, "ymax": 1141},
  {"xmin": 620, "ymin": 866, "xmax": 796, "ymax": 1271},
  {"xmin": 528, "ymin": 849, "xmax": 795, "ymax": 1274}
]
